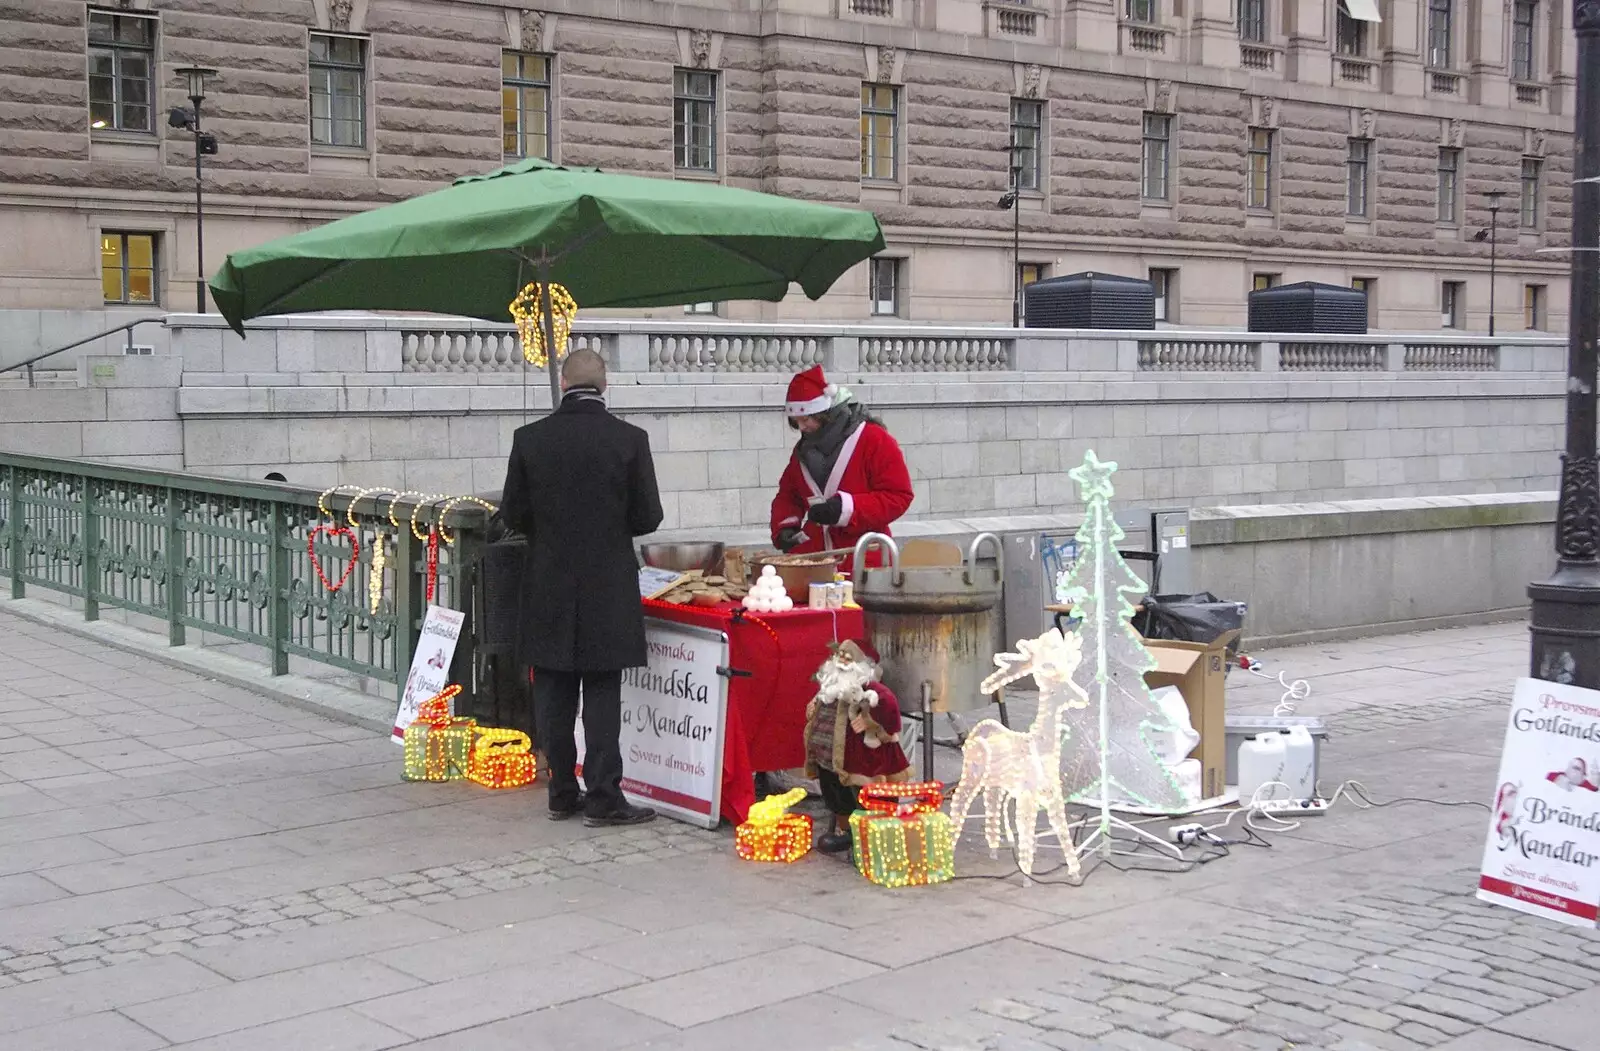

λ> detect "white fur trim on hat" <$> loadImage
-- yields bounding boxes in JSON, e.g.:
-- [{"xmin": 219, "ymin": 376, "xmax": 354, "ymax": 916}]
[{"xmin": 786, "ymin": 394, "xmax": 834, "ymax": 416}]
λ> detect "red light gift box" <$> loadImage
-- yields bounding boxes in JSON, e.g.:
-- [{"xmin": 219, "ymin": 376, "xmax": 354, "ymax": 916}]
[{"xmin": 849, "ymin": 781, "xmax": 956, "ymax": 888}]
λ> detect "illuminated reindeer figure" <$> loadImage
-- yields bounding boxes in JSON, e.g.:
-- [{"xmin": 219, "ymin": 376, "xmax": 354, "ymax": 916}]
[{"xmin": 948, "ymin": 628, "xmax": 1089, "ymax": 878}]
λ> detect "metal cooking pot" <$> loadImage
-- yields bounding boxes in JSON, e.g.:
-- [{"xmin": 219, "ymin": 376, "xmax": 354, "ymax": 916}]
[{"xmin": 851, "ymin": 532, "xmax": 1003, "ymax": 717}]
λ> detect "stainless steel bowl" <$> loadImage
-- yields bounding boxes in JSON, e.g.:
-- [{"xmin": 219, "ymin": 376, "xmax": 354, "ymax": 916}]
[{"xmin": 638, "ymin": 541, "xmax": 725, "ymax": 574}]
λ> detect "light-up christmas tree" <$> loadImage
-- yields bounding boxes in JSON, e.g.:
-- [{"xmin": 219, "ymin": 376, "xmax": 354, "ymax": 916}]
[{"xmin": 1057, "ymin": 451, "xmax": 1187, "ymax": 817}]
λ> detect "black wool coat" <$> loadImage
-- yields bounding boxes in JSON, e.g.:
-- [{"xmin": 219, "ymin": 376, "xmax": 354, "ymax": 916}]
[{"xmin": 499, "ymin": 396, "xmax": 664, "ymax": 672}]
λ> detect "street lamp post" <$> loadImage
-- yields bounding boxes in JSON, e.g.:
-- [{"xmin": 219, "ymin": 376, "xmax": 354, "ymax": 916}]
[
  {"xmin": 1527, "ymin": 0, "xmax": 1600, "ymax": 688},
  {"xmin": 1485, "ymin": 190, "xmax": 1504, "ymax": 337},
  {"xmin": 171, "ymin": 67, "xmax": 217, "ymax": 314},
  {"xmin": 997, "ymin": 142, "xmax": 1024, "ymax": 328}
]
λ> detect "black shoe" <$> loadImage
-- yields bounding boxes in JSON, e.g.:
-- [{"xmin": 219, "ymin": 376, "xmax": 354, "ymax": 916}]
[
  {"xmin": 548, "ymin": 792, "xmax": 586, "ymax": 821},
  {"xmin": 583, "ymin": 803, "xmax": 657, "ymax": 828},
  {"xmin": 817, "ymin": 830, "xmax": 853, "ymax": 854}
]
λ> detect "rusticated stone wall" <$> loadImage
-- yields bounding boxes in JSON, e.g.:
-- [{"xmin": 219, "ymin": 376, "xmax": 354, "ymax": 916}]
[{"xmin": 0, "ymin": 0, "xmax": 1578, "ymax": 337}]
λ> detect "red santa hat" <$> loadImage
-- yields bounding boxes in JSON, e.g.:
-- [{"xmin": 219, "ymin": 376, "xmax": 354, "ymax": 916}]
[{"xmin": 785, "ymin": 365, "xmax": 837, "ymax": 417}]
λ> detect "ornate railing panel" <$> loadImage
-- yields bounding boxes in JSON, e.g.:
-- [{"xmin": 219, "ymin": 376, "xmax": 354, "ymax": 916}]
[
  {"xmin": 859, "ymin": 336, "xmax": 1012, "ymax": 372},
  {"xmin": 401, "ymin": 327, "xmax": 610, "ymax": 373},
  {"xmin": 647, "ymin": 333, "xmax": 829, "ymax": 372},
  {"xmin": 2, "ymin": 455, "xmax": 486, "ymax": 690},
  {"xmin": 1403, "ymin": 343, "xmax": 1499, "ymax": 371},
  {"xmin": 1278, "ymin": 342, "xmax": 1387, "ymax": 371},
  {"xmin": 1137, "ymin": 339, "xmax": 1260, "ymax": 371}
]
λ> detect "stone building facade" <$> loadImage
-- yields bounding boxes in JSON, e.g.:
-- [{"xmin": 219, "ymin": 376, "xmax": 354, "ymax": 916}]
[{"xmin": 0, "ymin": 0, "xmax": 1579, "ymax": 347}]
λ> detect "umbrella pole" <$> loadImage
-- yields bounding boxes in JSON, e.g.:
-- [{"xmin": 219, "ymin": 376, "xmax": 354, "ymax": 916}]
[{"xmin": 539, "ymin": 255, "xmax": 561, "ymax": 411}]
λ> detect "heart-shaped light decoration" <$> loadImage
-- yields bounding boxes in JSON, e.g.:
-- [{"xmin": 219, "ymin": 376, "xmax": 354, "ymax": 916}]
[{"xmin": 307, "ymin": 525, "xmax": 361, "ymax": 594}]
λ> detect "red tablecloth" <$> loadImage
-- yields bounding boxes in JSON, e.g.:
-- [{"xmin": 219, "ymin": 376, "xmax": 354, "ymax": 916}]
[{"xmin": 642, "ymin": 599, "xmax": 865, "ymax": 825}]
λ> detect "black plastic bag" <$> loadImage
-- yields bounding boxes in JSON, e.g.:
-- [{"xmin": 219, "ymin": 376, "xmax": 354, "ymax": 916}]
[{"xmin": 1133, "ymin": 592, "xmax": 1246, "ymax": 656}]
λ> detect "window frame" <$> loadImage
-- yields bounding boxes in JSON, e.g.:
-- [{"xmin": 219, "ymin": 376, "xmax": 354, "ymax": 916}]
[
  {"xmin": 1238, "ymin": 0, "xmax": 1267, "ymax": 43},
  {"xmin": 100, "ymin": 231, "xmax": 159, "ymax": 306},
  {"xmin": 861, "ymin": 83, "xmax": 899, "ymax": 182},
  {"xmin": 1246, "ymin": 127, "xmax": 1273, "ymax": 211},
  {"xmin": 1426, "ymin": 0, "xmax": 1453, "ymax": 68},
  {"xmin": 1521, "ymin": 157, "xmax": 1542, "ymax": 229},
  {"xmin": 1512, "ymin": 0, "xmax": 1537, "ymax": 82},
  {"xmin": 1352, "ymin": 276, "xmax": 1378, "ymax": 325},
  {"xmin": 1126, "ymin": 0, "xmax": 1158, "ymax": 24},
  {"xmin": 1524, "ymin": 283, "xmax": 1547, "ymax": 330},
  {"xmin": 684, "ymin": 301, "xmax": 720, "ymax": 316},
  {"xmin": 1142, "ymin": 113, "xmax": 1172, "ymax": 202},
  {"xmin": 1252, "ymin": 272, "xmax": 1280, "ymax": 292},
  {"xmin": 87, "ymin": 10, "xmax": 157, "ymax": 134},
  {"xmin": 1440, "ymin": 280, "xmax": 1464, "ymax": 328},
  {"xmin": 1346, "ymin": 138, "xmax": 1371, "ymax": 218},
  {"xmin": 869, "ymin": 256, "xmax": 902, "ymax": 317},
  {"xmin": 673, "ymin": 68, "xmax": 718, "ymax": 174},
  {"xmin": 1149, "ymin": 268, "xmax": 1177, "ymax": 323},
  {"xmin": 1009, "ymin": 98, "xmax": 1044, "ymax": 193},
  {"xmin": 1335, "ymin": 5, "xmax": 1368, "ymax": 56},
  {"xmin": 308, "ymin": 32, "xmax": 368, "ymax": 150},
  {"xmin": 502, "ymin": 52, "xmax": 553, "ymax": 161},
  {"xmin": 1436, "ymin": 147, "xmax": 1460, "ymax": 225}
]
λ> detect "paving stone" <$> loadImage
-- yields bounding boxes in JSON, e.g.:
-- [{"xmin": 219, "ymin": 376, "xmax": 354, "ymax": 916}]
[
  {"xmin": 1393, "ymin": 1022, "xmax": 1452, "ymax": 1047},
  {"xmin": 1161, "ymin": 996, "xmax": 1253, "ymax": 1025},
  {"xmin": 1384, "ymin": 1006, "xmax": 1473, "ymax": 1037}
]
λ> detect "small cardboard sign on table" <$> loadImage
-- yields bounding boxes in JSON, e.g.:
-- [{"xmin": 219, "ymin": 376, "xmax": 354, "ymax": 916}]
[
  {"xmin": 392, "ymin": 605, "xmax": 468, "ymax": 743},
  {"xmin": 1477, "ymin": 677, "xmax": 1600, "ymax": 928}
]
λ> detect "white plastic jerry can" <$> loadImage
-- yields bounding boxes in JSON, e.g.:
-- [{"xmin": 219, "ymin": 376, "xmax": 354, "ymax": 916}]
[
  {"xmin": 1279, "ymin": 725, "xmax": 1317, "ymax": 800},
  {"xmin": 1237, "ymin": 731, "xmax": 1289, "ymax": 804}
]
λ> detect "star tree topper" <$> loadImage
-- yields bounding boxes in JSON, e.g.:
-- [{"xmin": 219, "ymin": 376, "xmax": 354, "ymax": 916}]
[{"xmin": 1056, "ymin": 451, "xmax": 1187, "ymax": 812}]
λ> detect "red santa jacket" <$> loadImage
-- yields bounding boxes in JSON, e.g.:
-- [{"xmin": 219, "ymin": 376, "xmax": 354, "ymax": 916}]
[{"xmin": 769, "ymin": 421, "xmax": 914, "ymax": 572}]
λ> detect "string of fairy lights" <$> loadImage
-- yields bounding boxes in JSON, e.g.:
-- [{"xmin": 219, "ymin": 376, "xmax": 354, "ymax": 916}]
[{"xmin": 308, "ymin": 485, "xmax": 498, "ymax": 610}]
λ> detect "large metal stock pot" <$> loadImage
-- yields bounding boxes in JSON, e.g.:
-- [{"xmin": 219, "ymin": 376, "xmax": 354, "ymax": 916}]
[{"xmin": 850, "ymin": 532, "xmax": 1003, "ymax": 715}]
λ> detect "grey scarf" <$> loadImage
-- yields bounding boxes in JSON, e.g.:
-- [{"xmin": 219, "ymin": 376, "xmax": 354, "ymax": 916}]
[
  {"xmin": 561, "ymin": 385, "xmax": 606, "ymax": 407},
  {"xmin": 798, "ymin": 400, "xmax": 867, "ymax": 488}
]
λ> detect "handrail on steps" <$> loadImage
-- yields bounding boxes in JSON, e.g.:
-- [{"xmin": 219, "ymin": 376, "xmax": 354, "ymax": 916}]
[{"xmin": 0, "ymin": 317, "xmax": 165, "ymax": 388}]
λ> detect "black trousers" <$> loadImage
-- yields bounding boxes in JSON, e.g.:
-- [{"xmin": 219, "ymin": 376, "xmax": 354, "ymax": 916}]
[
  {"xmin": 817, "ymin": 767, "xmax": 860, "ymax": 819},
  {"xmin": 533, "ymin": 668, "xmax": 625, "ymax": 816}
]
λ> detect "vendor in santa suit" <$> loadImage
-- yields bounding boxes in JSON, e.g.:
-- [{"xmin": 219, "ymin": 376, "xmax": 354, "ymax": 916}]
[{"xmin": 770, "ymin": 365, "xmax": 914, "ymax": 570}]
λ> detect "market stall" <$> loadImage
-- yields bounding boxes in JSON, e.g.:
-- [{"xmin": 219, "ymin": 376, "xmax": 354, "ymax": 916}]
[{"xmin": 632, "ymin": 597, "xmax": 863, "ymax": 826}]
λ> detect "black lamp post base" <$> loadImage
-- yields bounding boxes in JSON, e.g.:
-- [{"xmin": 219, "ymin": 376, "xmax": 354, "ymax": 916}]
[{"xmin": 1528, "ymin": 567, "xmax": 1600, "ymax": 688}]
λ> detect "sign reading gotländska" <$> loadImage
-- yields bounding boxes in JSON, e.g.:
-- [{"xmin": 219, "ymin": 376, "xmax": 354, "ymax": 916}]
[{"xmin": 1477, "ymin": 678, "xmax": 1600, "ymax": 928}]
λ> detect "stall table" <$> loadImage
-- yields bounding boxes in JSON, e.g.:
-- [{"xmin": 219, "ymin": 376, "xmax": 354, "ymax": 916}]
[{"xmin": 642, "ymin": 597, "xmax": 864, "ymax": 825}]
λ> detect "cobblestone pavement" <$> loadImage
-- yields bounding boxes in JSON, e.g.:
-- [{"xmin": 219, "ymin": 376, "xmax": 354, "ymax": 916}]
[{"xmin": 1, "ymin": 610, "xmax": 1595, "ymax": 1051}]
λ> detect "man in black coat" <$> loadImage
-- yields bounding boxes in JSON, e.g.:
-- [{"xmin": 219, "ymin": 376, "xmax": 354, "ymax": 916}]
[{"xmin": 499, "ymin": 348, "xmax": 664, "ymax": 826}]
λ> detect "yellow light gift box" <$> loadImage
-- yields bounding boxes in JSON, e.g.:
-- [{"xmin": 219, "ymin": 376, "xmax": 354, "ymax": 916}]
[
  {"xmin": 849, "ymin": 781, "xmax": 956, "ymax": 888},
  {"xmin": 735, "ymin": 788, "xmax": 813, "ymax": 863},
  {"xmin": 466, "ymin": 727, "xmax": 537, "ymax": 790},
  {"xmin": 402, "ymin": 685, "xmax": 475, "ymax": 782}
]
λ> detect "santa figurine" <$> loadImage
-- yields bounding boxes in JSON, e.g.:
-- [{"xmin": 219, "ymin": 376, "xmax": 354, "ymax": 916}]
[
  {"xmin": 769, "ymin": 365, "xmax": 913, "ymax": 574},
  {"xmin": 802, "ymin": 639, "xmax": 912, "ymax": 853}
]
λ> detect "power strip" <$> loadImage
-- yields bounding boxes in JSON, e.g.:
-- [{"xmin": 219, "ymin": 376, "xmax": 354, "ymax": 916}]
[{"xmin": 1251, "ymin": 797, "xmax": 1328, "ymax": 816}]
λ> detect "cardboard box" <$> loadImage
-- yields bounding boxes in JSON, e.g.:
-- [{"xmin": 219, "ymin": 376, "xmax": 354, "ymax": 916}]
[{"xmin": 1143, "ymin": 629, "xmax": 1238, "ymax": 801}]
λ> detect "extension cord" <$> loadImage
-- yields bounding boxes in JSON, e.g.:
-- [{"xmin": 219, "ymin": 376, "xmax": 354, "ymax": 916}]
[
  {"xmin": 1169, "ymin": 822, "xmax": 1206, "ymax": 846},
  {"xmin": 1251, "ymin": 797, "xmax": 1328, "ymax": 816}
]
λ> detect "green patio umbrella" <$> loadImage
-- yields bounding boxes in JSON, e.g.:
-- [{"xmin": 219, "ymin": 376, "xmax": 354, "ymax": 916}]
[{"xmin": 208, "ymin": 157, "xmax": 886, "ymax": 402}]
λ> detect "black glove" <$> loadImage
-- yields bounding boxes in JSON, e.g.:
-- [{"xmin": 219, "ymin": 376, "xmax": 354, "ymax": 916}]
[
  {"xmin": 775, "ymin": 526, "xmax": 804, "ymax": 552},
  {"xmin": 806, "ymin": 495, "xmax": 843, "ymax": 526}
]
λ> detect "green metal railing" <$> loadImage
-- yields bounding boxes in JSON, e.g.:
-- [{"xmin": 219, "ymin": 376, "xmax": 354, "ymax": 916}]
[{"xmin": 0, "ymin": 453, "xmax": 490, "ymax": 690}]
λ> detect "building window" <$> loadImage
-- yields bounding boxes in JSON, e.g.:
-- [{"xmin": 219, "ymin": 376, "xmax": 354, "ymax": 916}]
[
  {"xmin": 1336, "ymin": 6, "xmax": 1368, "ymax": 56},
  {"xmin": 1239, "ymin": 0, "xmax": 1267, "ymax": 42},
  {"xmin": 502, "ymin": 53, "xmax": 551, "ymax": 160},
  {"xmin": 685, "ymin": 301, "xmax": 718, "ymax": 315},
  {"xmin": 309, "ymin": 34, "xmax": 366, "ymax": 148},
  {"xmin": 1512, "ymin": 0, "xmax": 1537, "ymax": 81},
  {"xmin": 1126, "ymin": 0, "xmax": 1158, "ymax": 23},
  {"xmin": 674, "ymin": 69, "xmax": 717, "ymax": 173},
  {"xmin": 88, "ymin": 11, "xmax": 155, "ymax": 133},
  {"xmin": 1253, "ymin": 272, "xmax": 1280, "ymax": 291},
  {"xmin": 1009, "ymin": 99, "xmax": 1044, "ymax": 192},
  {"xmin": 869, "ymin": 257, "xmax": 901, "ymax": 316},
  {"xmin": 1150, "ymin": 268, "xmax": 1177, "ymax": 322},
  {"xmin": 101, "ymin": 232, "xmax": 158, "ymax": 305},
  {"xmin": 1346, "ymin": 139, "xmax": 1370, "ymax": 217},
  {"xmin": 1019, "ymin": 263, "xmax": 1047, "ymax": 289},
  {"xmin": 861, "ymin": 84, "xmax": 899, "ymax": 181},
  {"xmin": 1427, "ymin": 0, "xmax": 1453, "ymax": 68},
  {"xmin": 1247, "ymin": 128, "xmax": 1273, "ymax": 210},
  {"xmin": 1142, "ymin": 114, "xmax": 1172, "ymax": 201},
  {"xmin": 1521, "ymin": 158, "xmax": 1542, "ymax": 229},
  {"xmin": 1441, "ymin": 280, "xmax": 1464, "ymax": 328},
  {"xmin": 1352, "ymin": 276, "xmax": 1377, "ymax": 323},
  {"xmin": 1524, "ymin": 284, "xmax": 1547, "ymax": 330},
  {"xmin": 1436, "ymin": 148, "xmax": 1459, "ymax": 224}
]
